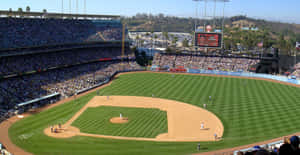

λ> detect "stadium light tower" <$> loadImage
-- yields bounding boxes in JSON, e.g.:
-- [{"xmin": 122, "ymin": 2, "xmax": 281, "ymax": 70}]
[
  {"xmin": 76, "ymin": 0, "xmax": 78, "ymax": 14},
  {"xmin": 61, "ymin": 0, "xmax": 64, "ymax": 14},
  {"xmin": 69, "ymin": 0, "xmax": 71, "ymax": 14},
  {"xmin": 192, "ymin": 0, "xmax": 201, "ymax": 31},
  {"xmin": 84, "ymin": 0, "xmax": 87, "ymax": 15},
  {"xmin": 192, "ymin": 0, "xmax": 229, "ymax": 51}
]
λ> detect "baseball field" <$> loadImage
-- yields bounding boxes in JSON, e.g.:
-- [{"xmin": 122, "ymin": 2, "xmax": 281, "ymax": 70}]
[{"xmin": 7, "ymin": 72, "xmax": 300, "ymax": 155}]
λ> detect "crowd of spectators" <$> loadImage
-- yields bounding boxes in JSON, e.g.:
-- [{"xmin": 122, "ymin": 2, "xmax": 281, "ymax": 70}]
[
  {"xmin": 153, "ymin": 53, "xmax": 260, "ymax": 72},
  {"xmin": 0, "ymin": 18, "xmax": 123, "ymax": 49},
  {"xmin": 0, "ymin": 61, "xmax": 141, "ymax": 111},
  {"xmin": 236, "ymin": 136, "xmax": 300, "ymax": 155},
  {"xmin": 291, "ymin": 63, "xmax": 300, "ymax": 78},
  {"xmin": 0, "ymin": 47, "xmax": 131, "ymax": 76}
]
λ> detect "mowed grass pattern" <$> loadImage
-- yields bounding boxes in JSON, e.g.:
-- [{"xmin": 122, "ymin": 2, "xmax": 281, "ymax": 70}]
[
  {"xmin": 72, "ymin": 106, "xmax": 168, "ymax": 138},
  {"xmin": 9, "ymin": 73, "xmax": 300, "ymax": 155}
]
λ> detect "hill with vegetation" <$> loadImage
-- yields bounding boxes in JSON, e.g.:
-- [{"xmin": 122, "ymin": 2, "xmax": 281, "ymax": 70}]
[{"xmin": 122, "ymin": 14, "xmax": 300, "ymax": 54}]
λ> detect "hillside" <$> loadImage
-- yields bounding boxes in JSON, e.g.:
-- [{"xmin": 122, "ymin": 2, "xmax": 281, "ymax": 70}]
[
  {"xmin": 123, "ymin": 14, "xmax": 300, "ymax": 35},
  {"xmin": 123, "ymin": 14, "xmax": 300, "ymax": 54}
]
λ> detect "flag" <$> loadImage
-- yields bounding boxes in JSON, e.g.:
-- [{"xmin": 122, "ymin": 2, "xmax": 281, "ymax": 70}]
[
  {"xmin": 257, "ymin": 41, "xmax": 263, "ymax": 48},
  {"xmin": 296, "ymin": 42, "xmax": 300, "ymax": 50}
]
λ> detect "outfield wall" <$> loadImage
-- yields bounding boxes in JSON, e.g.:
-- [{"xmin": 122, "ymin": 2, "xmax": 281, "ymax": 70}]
[
  {"xmin": 150, "ymin": 65, "xmax": 300, "ymax": 85},
  {"xmin": 187, "ymin": 69, "xmax": 300, "ymax": 85}
]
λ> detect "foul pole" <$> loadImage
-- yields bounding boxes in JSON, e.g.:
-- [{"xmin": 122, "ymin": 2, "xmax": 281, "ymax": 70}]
[{"xmin": 121, "ymin": 23, "xmax": 126, "ymax": 65}]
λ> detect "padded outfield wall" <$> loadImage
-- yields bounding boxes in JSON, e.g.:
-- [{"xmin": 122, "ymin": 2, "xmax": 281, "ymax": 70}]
[{"xmin": 151, "ymin": 65, "xmax": 300, "ymax": 85}]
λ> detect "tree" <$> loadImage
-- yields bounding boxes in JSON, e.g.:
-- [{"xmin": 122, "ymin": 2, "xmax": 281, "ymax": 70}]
[
  {"xmin": 165, "ymin": 47, "xmax": 172, "ymax": 53},
  {"xmin": 8, "ymin": 8, "xmax": 13, "ymax": 17},
  {"xmin": 18, "ymin": 8, "xmax": 23, "ymax": 13},
  {"xmin": 145, "ymin": 32, "xmax": 150, "ymax": 36},
  {"xmin": 140, "ymin": 40, "xmax": 144, "ymax": 47},
  {"xmin": 26, "ymin": 6, "xmax": 30, "ymax": 12},
  {"xmin": 135, "ymin": 35, "xmax": 140, "ymax": 48},
  {"xmin": 162, "ymin": 31, "xmax": 169, "ymax": 48},
  {"xmin": 182, "ymin": 38, "xmax": 189, "ymax": 47},
  {"xmin": 172, "ymin": 36, "xmax": 178, "ymax": 46},
  {"xmin": 154, "ymin": 34, "xmax": 158, "ymax": 48}
]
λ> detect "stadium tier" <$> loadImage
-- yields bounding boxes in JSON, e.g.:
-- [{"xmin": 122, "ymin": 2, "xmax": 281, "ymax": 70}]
[
  {"xmin": 292, "ymin": 63, "xmax": 300, "ymax": 78},
  {"xmin": 0, "ymin": 17, "xmax": 142, "ymax": 118},
  {"xmin": 0, "ymin": 46, "xmax": 132, "ymax": 76},
  {"xmin": 0, "ymin": 60, "xmax": 141, "ymax": 110},
  {"xmin": 0, "ymin": 17, "xmax": 122, "ymax": 49},
  {"xmin": 153, "ymin": 53, "xmax": 260, "ymax": 72}
]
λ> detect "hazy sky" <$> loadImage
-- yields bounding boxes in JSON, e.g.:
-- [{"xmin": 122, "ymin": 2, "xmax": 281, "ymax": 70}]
[{"xmin": 1, "ymin": 0, "xmax": 299, "ymax": 23}]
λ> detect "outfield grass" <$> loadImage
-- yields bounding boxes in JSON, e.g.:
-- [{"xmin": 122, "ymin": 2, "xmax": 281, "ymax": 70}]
[
  {"xmin": 72, "ymin": 106, "xmax": 168, "ymax": 138},
  {"xmin": 9, "ymin": 73, "xmax": 300, "ymax": 155}
]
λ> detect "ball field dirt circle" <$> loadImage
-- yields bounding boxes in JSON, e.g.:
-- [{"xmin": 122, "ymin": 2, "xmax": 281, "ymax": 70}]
[{"xmin": 109, "ymin": 117, "xmax": 129, "ymax": 124}]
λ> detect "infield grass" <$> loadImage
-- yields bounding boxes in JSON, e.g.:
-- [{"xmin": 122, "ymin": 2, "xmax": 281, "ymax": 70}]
[
  {"xmin": 9, "ymin": 72, "xmax": 300, "ymax": 155},
  {"xmin": 72, "ymin": 106, "xmax": 168, "ymax": 138}
]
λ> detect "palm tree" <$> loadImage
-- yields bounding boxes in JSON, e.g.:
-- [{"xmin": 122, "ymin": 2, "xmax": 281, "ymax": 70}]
[
  {"xmin": 154, "ymin": 34, "xmax": 158, "ymax": 48},
  {"xmin": 135, "ymin": 35, "xmax": 140, "ymax": 48},
  {"xmin": 18, "ymin": 8, "xmax": 23, "ymax": 17},
  {"xmin": 163, "ymin": 31, "xmax": 169, "ymax": 48},
  {"xmin": 26, "ymin": 6, "xmax": 30, "ymax": 12},
  {"xmin": 18, "ymin": 8, "xmax": 23, "ymax": 13}
]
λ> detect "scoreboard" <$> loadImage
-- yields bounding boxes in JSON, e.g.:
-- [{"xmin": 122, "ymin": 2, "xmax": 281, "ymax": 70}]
[{"xmin": 195, "ymin": 32, "xmax": 222, "ymax": 48}]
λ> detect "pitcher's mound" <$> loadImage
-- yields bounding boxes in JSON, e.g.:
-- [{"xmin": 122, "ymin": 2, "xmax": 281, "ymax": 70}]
[{"xmin": 110, "ymin": 117, "xmax": 129, "ymax": 124}]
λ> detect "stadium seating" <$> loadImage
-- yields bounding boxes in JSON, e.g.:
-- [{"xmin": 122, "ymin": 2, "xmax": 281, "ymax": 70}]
[
  {"xmin": 0, "ymin": 17, "xmax": 142, "ymax": 118},
  {"xmin": 153, "ymin": 53, "xmax": 259, "ymax": 72},
  {"xmin": 234, "ymin": 136, "xmax": 300, "ymax": 155},
  {"xmin": 0, "ymin": 60, "xmax": 141, "ymax": 111},
  {"xmin": 0, "ymin": 18, "xmax": 122, "ymax": 49},
  {"xmin": 0, "ymin": 47, "xmax": 130, "ymax": 76},
  {"xmin": 292, "ymin": 63, "xmax": 300, "ymax": 78}
]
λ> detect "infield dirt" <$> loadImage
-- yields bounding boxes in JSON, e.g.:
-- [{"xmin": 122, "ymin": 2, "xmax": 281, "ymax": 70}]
[{"xmin": 44, "ymin": 96, "xmax": 224, "ymax": 142}]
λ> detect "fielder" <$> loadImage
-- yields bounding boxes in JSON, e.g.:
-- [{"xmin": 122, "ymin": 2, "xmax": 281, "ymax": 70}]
[{"xmin": 200, "ymin": 122, "xmax": 204, "ymax": 129}]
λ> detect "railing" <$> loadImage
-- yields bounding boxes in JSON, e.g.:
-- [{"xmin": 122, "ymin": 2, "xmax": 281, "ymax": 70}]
[
  {"xmin": 187, "ymin": 69, "xmax": 299, "ymax": 85},
  {"xmin": 233, "ymin": 136, "xmax": 300, "ymax": 155},
  {"xmin": 150, "ymin": 66, "xmax": 300, "ymax": 85},
  {"xmin": 17, "ymin": 93, "xmax": 60, "ymax": 107}
]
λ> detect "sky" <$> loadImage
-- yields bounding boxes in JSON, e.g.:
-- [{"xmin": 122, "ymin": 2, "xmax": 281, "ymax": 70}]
[{"xmin": 1, "ymin": 0, "xmax": 300, "ymax": 24}]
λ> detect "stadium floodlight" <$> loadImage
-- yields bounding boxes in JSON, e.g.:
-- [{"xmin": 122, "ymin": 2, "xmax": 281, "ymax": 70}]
[
  {"xmin": 192, "ymin": 0, "xmax": 229, "ymax": 50},
  {"xmin": 84, "ymin": 0, "xmax": 86, "ymax": 15}
]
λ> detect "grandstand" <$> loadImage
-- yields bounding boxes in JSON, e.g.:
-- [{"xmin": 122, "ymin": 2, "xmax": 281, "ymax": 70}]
[
  {"xmin": 0, "ymin": 5, "xmax": 300, "ymax": 155},
  {"xmin": 0, "ymin": 12, "xmax": 142, "ymax": 119},
  {"xmin": 152, "ymin": 53, "xmax": 260, "ymax": 72}
]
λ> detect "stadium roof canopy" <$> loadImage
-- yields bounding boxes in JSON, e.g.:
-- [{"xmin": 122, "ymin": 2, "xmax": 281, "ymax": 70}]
[{"xmin": 0, "ymin": 10, "xmax": 120, "ymax": 20}]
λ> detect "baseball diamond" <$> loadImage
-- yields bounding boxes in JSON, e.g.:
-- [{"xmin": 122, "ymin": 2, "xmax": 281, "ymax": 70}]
[
  {"xmin": 3, "ymin": 72, "xmax": 300, "ymax": 155},
  {"xmin": 1, "ymin": 2, "xmax": 300, "ymax": 155}
]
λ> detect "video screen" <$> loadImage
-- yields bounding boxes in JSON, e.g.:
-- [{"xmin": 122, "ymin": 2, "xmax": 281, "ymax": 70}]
[{"xmin": 195, "ymin": 32, "xmax": 222, "ymax": 48}]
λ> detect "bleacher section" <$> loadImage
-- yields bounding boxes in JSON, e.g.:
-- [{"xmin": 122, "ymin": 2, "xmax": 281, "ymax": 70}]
[
  {"xmin": 152, "ymin": 53, "xmax": 260, "ymax": 72},
  {"xmin": 0, "ymin": 18, "xmax": 122, "ymax": 49},
  {"xmin": 0, "ymin": 17, "xmax": 143, "ymax": 123}
]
